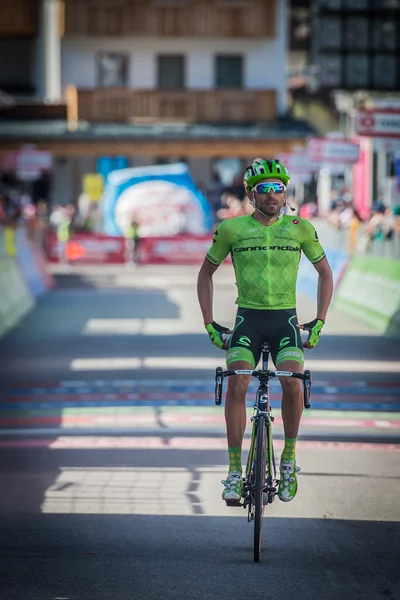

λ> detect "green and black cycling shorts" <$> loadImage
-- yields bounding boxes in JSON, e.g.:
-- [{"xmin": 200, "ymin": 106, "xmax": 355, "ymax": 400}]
[{"xmin": 226, "ymin": 307, "xmax": 304, "ymax": 368}]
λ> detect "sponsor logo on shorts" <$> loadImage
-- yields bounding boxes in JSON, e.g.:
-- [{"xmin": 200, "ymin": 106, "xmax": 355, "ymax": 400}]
[
  {"xmin": 227, "ymin": 350, "xmax": 239, "ymax": 361},
  {"xmin": 237, "ymin": 336, "xmax": 251, "ymax": 347},
  {"xmin": 279, "ymin": 336, "xmax": 291, "ymax": 348},
  {"xmin": 277, "ymin": 349, "xmax": 303, "ymax": 359}
]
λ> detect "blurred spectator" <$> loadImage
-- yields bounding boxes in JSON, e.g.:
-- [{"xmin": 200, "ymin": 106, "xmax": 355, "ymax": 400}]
[
  {"xmin": 364, "ymin": 202, "xmax": 391, "ymax": 243},
  {"xmin": 206, "ymin": 173, "xmax": 225, "ymax": 219},
  {"xmin": 56, "ymin": 204, "xmax": 75, "ymax": 264},
  {"xmin": 393, "ymin": 206, "xmax": 400, "ymax": 237},
  {"xmin": 226, "ymin": 174, "xmax": 246, "ymax": 202},
  {"xmin": 299, "ymin": 201, "xmax": 318, "ymax": 220},
  {"xmin": 32, "ymin": 200, "xmax": 49, "ymax": 251},
  {"xmin": 216, "ymin": 193, "xmax": 252, "ymax": 223},
  {"xmin": 49, "ymin": 204, "xmax": 65, "ymax": 228},
  {"xmin": 0, "ymin": 193, "xmax": 7, "ymax": 224},
  {"xmin": 124, "ymin": 217, "xmax": 141, "ymax": 266}
]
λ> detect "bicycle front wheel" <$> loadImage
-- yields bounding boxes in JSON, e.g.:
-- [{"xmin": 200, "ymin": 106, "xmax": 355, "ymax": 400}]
[{"xmin": 254, "ymin": 414, "xmax": 267, "ymax": 563}]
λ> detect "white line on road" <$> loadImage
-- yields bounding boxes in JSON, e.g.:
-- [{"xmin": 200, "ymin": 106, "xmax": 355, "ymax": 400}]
[{"xmin": 70, "ymin": 357, "xmax": 400, "ymax": 373}]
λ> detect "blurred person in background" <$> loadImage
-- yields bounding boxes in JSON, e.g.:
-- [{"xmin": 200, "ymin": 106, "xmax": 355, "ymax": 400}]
[
  {"xmin": 299, "ymin": 201, "xmax": 318, "ymax": 220},
  {"xmin": 206, "ymin": 172, "xmax": 225, "ymax": 222},
  {"xmin": 31, "ymin": 200, "xmax": 49, "ymax": 251},
  {"xmin": 0, "ymin": 193, "xmax": 8, "ymax": 225},
  {"xmin": 124, "ymin": 217, "xmax": 141, "ymax": 267},
  {"xmin": 216, "ymin": 192, "xmax": 252, "ymax": 222},
  {"xmin": 364, "ymin": 202, "xmax": 391, "ymax": 244},
  {"xmin": 392, "ymin": 206, "xmax": 400, "ymax": 237},
  {"xmin": 56, "ymin": 204, "xmax": 75, "ymax": 264}
]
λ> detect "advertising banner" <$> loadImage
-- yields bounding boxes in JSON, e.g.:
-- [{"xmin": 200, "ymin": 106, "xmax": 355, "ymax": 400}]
[
  {"xmin": 102, "ymin": 163, "xmax": 213, "ymax": 238},
  {"xmin": 138, "ymin": 235, "xmax": 215, "ymax": 265},
  {"xmin": 279, "ymin": 148, "xmax": 320, "ymax": 174},
  {"xmin": 308, "ymin": 137, "xmax": 360, "ymax": 163},
  {"xmin": 356, "ymin": 110, "xmax": 400, "ymax": 138},
  {"xmin": 334, "ymin": 255, "xmax": 400, "ymax": 336},
  {"xmin": 0, "ymin": 146, "xmax": 52, "ymax": 182},
  {"xmin": 47, "ymin": 232, "xmax": 126, "ymax": 264}
]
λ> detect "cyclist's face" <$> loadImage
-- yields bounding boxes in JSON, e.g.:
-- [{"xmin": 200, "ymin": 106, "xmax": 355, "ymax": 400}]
[{"xmin": 253, "ymin": 177, "xmax": 287, "ymax": 216}]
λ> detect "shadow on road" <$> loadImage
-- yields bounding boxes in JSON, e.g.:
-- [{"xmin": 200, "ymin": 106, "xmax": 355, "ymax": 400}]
[
  {"xmin": 0, "ymin": 509, "xmax": 399, "ymax": 599},
  {"xmin": 1, "ymin": 269, "xmax": 399, "ymax": 599}
]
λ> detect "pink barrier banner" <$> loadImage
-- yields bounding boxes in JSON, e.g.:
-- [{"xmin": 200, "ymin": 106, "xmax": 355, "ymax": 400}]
[
  {"xmin": 47, "ymin": 232, "xmax": 126, "ymax": 264},
  {"xmin": 138, "ymin": 235, "xmax": 214, "ymax": 264},
  {"xmin": 46, "ymin": 232, "xmax": 222, "ymax": 265}
]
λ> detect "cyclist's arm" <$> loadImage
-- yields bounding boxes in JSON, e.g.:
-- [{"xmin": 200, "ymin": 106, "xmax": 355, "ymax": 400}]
[
  {"xmin": 197, "ymin": 221, "xmax": 233, "ymax": 325},
  {"xmin": 312, "ymin": 256, "xmax": 333, "ymax": 322},
  {"xmin": 197, "ymin": 258, "xmax": 219, "ymax": 325},
  {"xmin": 300, "ymin": 218, "xmax": 333, "ymax": 322}
]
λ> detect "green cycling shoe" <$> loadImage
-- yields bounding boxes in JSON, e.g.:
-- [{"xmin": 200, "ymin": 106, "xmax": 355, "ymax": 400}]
[
  {"xmin": 222, "ymin": 471, "xmax": 243, "ymax": 504},
  {"xmin": 278, "ymin": 461, "xmax": 300, "ymax": 502}
]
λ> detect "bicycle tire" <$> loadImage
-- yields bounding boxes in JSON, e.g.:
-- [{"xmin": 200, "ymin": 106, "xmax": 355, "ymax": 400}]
[{"xmin": 254, "ymin": 414, "xmax": 267, "ymax": 563}]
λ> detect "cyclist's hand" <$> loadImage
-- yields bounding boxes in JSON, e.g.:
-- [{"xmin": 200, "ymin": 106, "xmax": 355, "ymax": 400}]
[
  {"xmin": 205, "ymin": 321, "xmax": 231, "ymax": 350},
  {"xmin": 297, "ymin": 318, "xmax": 324, "ymax": 349}
]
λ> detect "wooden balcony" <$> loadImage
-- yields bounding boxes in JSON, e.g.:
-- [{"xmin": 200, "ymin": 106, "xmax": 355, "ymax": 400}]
[
  {"xmin": 71, "ymin": 88, "xmax": 277, "ymax": 125},
  {"xmin": 65, "ymin": 0, "xmax": 276, "ymax": 38},
  {"xmin": 0, "ymin": 0, "xmax": 38, "ymax": 37}
]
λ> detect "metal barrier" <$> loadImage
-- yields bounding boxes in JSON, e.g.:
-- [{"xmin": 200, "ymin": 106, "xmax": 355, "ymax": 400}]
[{"xmin": 313, "ymin": 219, "xmax": 400, "ymax": 260}]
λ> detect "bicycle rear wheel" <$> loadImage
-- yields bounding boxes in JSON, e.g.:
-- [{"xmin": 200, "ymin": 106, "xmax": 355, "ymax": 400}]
[{"xmin": 254, "ymin": 415, "xmax": 267, "ymax": 563}]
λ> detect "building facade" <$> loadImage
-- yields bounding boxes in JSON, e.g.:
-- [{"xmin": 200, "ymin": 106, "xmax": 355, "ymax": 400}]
[{"xmin": 0, "ymin": 0, "xmax": 316, "ymax": 205}]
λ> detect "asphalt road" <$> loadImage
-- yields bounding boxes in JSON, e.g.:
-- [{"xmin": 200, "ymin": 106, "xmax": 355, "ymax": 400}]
[{"xmin": 0, "ymin": 264, "xmax": 399, "ymax": 600}]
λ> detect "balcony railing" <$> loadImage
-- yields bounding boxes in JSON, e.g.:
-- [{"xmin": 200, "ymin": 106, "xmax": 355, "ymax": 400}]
[
  {"xmin": 65, "ymin": 0, "xmax": 275, "ymax": 38},
  {"xmin": 69, "ymin": 87, "xmax": 277, "ymax": 125}
]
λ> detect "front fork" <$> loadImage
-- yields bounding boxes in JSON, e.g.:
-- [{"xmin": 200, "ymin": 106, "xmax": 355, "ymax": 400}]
[
  {"xmin": 243, "ymin": 405, "xmax": 276, "ymax": 516},
  {"xmin": 242, "ymin": 406, "xmax": 276, "ymax": 506}
]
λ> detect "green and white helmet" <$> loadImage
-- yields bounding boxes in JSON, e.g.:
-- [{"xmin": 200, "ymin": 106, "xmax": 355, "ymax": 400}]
[{"xmin": 243, "ymin": 158, "xmax": 290, "ymax": 192}]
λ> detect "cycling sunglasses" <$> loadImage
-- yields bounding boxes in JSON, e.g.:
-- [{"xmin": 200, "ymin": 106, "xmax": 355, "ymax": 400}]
[{"xmin": 254, "ymin": 182, "xmax": 286, "ymax": 194}]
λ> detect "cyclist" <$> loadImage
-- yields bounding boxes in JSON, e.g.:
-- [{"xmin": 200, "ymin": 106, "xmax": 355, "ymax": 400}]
[{"xmin": 197, "ymin": 158, "xmax": 333, "ymax": 504}]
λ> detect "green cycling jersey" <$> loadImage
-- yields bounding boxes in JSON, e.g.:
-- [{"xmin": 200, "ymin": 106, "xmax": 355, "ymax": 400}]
[{"xmin": 206, "ymin": 213, "xmax": 326, "ymax": 310}]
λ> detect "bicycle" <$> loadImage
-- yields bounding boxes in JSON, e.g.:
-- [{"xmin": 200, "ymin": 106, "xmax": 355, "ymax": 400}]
[{"xmin": 214, "ymin": 342, "xmax": 312, "ymax": 563}]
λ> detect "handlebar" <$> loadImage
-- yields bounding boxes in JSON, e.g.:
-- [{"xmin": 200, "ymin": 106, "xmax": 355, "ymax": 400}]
[{"xmin": 214, "ymin": 367, "xmax": 312, "ymax": 409}]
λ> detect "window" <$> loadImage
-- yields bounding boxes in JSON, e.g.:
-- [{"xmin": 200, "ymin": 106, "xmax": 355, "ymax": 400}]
[
  {"xmin": 373, "ymin": 20, "xmax": 397, "ymax": 51},
  {"xmin": 344, "ymin": 17, "xmax": 368, "ymax": 50},
  {"xmin": 344, "ymin": 55, "xmax": 369, "ymax": 88},
  {"xmin": 373, "ymin": 55, "xmax": 397, "ymax": 88},
  {"xmin": 372, "ymin": 0, "xmax": 400, "ymax": 7},
  {"xmin": 157, "ymin": 56, "xmax": 185, "ymax": 89},
  {"xmin": 215, "ymin": 56, "xmax": 243, "ymax": 89},
  {"xmin": 319, "ymin": 55, "xmax": 342, "ymax": 88},
  {"xmin": 97, "ymin": 53, "xmax": 128, "ymax": 87},
  {"xmin": 343, "ymin": 0, "xmax": 368, "ymax": 8},
  {"xmin": 319, "ymin": 17, "xmax": 342, "ymax": 49},
  {"xmin": 318, "ymin": 0, "xmax": 342, "ymax": 9}
]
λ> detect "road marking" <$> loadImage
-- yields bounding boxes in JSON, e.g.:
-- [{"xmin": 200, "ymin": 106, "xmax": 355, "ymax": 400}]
[
  {"xmin": 3, "ymin": 379, "xmax": 399, "ymax": 389},
  {"xmin": 69, "ymin": 357, "xmax": 400, "ymax": 373},
  {"xmin": 0, "ymin": 437, "xmax": 398, "ymax": 451},
  {"xmin": 1, "ymin": 413, "xmax": 399, "ymax": 428}
]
